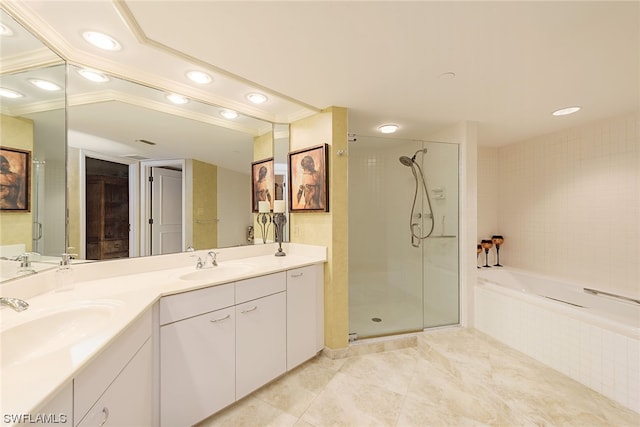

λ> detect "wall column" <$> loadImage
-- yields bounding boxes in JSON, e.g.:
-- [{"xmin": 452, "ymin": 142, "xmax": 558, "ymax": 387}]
[{"xmin": 290, "ymin": 107, "xmax": 349, "ymax": 350}]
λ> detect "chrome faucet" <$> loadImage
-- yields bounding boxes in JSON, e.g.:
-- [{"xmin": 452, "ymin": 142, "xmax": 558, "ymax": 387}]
[
  {"xmin": 206, "ymin": 250, "xmax": 218, "ymax": 267},
  {"xmin": 196, "ymin": 250, "xmax": 218, "ymax": 269},
  {"xmin": 0, "ymin": 297, "xmax": 29, "ymax": 312},
  {"xmin": 16, "ymin": 252, "xmax": 39, "ymax": 275}
]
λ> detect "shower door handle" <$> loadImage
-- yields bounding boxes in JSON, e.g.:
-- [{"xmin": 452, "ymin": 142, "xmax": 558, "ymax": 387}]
[{"xmin": 411, "ymin": 223, "xmax": 420, "ymax": 248}]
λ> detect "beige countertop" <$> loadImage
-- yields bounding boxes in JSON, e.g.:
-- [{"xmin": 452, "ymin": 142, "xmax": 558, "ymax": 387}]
[{"xmin": 0, "ymin": 243, "xmax": 326, "ymax": 419}]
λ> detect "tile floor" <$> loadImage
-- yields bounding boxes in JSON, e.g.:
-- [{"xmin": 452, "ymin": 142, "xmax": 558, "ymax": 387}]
[{"xmin": 198, "ymin": 328, "xmax": 639, "ymax": 426}]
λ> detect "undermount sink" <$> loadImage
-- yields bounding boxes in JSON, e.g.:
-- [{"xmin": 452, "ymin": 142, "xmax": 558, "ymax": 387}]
[
  {"xmin": 179, "ymin": 263, "xmax": 254, "ymax": 281},
  {"xmin": 1, "ymin": 300, "xmax": 123, "ymax": 368}
]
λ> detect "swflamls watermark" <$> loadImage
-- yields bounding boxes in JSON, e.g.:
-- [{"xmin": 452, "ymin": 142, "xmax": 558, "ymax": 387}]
[{"xmin": 2, "ymin": 413, "xmax": 69, "ymax": 424}]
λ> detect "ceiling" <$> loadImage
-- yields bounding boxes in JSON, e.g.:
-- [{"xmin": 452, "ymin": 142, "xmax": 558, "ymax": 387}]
[{"xmin": 2, "ymin": 1, "xmax": 639, "ymax": 148}]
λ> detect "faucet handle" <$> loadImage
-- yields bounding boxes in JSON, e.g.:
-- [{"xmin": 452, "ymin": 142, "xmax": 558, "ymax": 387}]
[
  {"xmin": 195, "ymin": 257, "xmax": 205, "ymax": 269},
  {"xmin": 59, "ymin": 253, "xmax": 74, "ymax": 269},
  {"xmin": 207, "ymin": 250, "xmax": 218, "ymax": 266},
  {"xmin": 17, "ymin": 252, "xmax": 40, "ymax": 267}
]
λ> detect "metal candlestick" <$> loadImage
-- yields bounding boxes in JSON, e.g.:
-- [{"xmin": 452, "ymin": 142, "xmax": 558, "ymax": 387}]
[
  {"xmin": 273, "ymin": 213, "xmax": 287, "ymax": 256},
  {"xmin": 256, "ymin": 212, "xmax": 272, "ymax": 244}
]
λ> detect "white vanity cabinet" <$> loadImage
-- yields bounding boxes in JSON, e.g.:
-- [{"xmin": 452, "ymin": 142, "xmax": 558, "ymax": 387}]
[
  {"xmin": 159, "ymin": 283, "xmax": 235, "ymax": 427},
  {"xmin": 74, "ymin": 310, "xmax": 152, "ymax": 427},
  {"xmin": 157, "ymin": 264, "xmax": 323, "ymax": 425},
  {"xmin": 286, "ymin": 264, "xmax": 324, "ymax": 370},
  {"xmin": 76, "ymin": 341, "xmax": 152, "ymax": 427},
  {"xmin": 33, "ymin": 382, "xmax": 73, "ymax": 425},
  {"xmin": 235, "ymin": 272, "xmax": 287, "ymax": 399}
]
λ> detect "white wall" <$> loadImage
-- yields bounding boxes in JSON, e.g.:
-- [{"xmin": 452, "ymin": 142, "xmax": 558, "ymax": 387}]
[
  {"xmin": 477, "ymin": 147, "xmax": 499, "ymax": 243},
  {"xmin": 479, "ymin": 111, "xmax": 639, "ymax": 298}
]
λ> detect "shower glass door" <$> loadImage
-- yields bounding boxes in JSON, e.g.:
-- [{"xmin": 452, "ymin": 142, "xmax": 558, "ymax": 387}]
[{"xmin": 348, "ymin": 137, "xmax": 459, "ymax": 339}]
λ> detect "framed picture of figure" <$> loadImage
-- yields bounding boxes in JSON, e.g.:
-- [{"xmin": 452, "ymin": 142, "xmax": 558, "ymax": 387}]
[
  {"xmin": 288, "ymin": 144, "xmax": 329, "ymax": 212},
  {"xmin": 0, "ymin": 146, "xmax": 31, "ymax": 212},
  {"xmin": 251, "ymin": 157, "xmax": 274, "ymax": 212}
]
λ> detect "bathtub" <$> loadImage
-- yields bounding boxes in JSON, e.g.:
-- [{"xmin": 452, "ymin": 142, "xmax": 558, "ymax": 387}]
[{"xmin": 475, "ymin": 267, "xmax": 640, "ymax": 413}]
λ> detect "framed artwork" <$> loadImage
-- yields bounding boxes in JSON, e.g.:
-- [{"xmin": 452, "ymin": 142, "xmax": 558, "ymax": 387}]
[
  {"xmin": 288, "ymin": 144, "xmax": 329, "ymax": 212},
  {"xmin": 0, "ymin": 146, "xmax": 31, "ymax": 212},
  {"xmin": 251, "ymin": 157, "xmax": 274, "ymax": 212}
]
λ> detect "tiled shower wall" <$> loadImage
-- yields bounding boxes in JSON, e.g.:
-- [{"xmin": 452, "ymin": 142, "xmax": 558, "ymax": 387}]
[{"xmin": 479, "ymin": 111, "xmax": 639, "ymax": 297}]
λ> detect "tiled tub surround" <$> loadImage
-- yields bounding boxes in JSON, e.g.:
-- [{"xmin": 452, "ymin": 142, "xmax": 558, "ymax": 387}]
[
  {"xmin": 0, "ymin": 243, "xmax": 326, "ymax": 421},
  {"xmin": 475, "ymin": 267, "xmax": 640, "ymax": 413}
]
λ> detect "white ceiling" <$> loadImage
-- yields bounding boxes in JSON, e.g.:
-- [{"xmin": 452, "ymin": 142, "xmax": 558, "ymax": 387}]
[{"xmin": 2, "ymin": 1, "xmax": 639, "ymax": 149}]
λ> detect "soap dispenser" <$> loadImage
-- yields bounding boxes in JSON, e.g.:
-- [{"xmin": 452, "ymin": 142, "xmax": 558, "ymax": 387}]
[{"xmin": 55, "ymin": 253, "xmax": 75, "ymax": 291}]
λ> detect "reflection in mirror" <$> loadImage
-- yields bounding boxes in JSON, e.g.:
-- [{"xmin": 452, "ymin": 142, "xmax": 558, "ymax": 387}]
[
  {"xmin": 0, "ymin": 10, "xmax": 66, "ymax": 281},
  {"xmin": 66, "ymin": 65, "xmax": 283, "ymax": 261},
  {"xmin": 274, "ymin": 123, "xmax": 290, "ymax": 242}
]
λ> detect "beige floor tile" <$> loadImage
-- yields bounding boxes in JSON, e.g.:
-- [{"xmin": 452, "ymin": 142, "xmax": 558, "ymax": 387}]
[
  {"xmin": 197, "ymin": 396, "xmax": 298, "ymax": 427},
  {"xmin": 338, "ymin": 347, "xmax": 419, "ymax": 395},
  {"xmin": 301, "ymin": 372, "xmax": 404, "ymax": 427},
  {"xmin": 253, "ymin": 357, "xmax": 340, "ymax": 417},
  {"xmin": 196, "ymin": 328, "xmax": 639, "ymax": 427}
]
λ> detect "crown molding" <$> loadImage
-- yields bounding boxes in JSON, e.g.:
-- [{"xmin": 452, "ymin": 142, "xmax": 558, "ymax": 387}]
[{"xmin": 0, "ymin": 48, "xmax": 63, "ymax": 75}]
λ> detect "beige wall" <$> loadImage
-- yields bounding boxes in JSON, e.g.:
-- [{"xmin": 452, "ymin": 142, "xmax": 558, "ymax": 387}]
[
  {"xmin": 479, "ymin": 111, "xmax": 639, "ymax": 298},
  {"xmin": 0, "ymin": 115, "xmax": 34, "ymax": 250},
  {"xmin": 290, "ymin": 107, "xmax": 349, "ymax": 350},
  {"xmin": 191, "ymin": 159, "xmax": 218, "ymax": 249}
]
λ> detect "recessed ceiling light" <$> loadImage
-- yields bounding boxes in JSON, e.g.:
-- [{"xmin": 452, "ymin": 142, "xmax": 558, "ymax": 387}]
[
  {"xmin": 186, "ymin": 70, "xmax": 212, "ymax": 84},
  {"xmin": 82, "ymin": 31, "xmax": 121, "ymax": 51},
  {"xmin": 246, "ymin": 93, "xmax": 268, "ymax": 104},
  {"xmin": 378, "ymin": 124, "xmax": 399, "ymax": 134},
  {"xmin": 78, "ymin": 68, "xmax": 109, "ymax": 83},
  {"xmin": 29, "ymin": 79, "xmax": 62, "ymax": 91},
  {"xmin": 0, "ymin": 88, "xmax": 24, "ymax": 98},
  {"xmin": 552, "ymin": 106, "xmax": 581, "ymax": 116},
  {"xmin": 220, "ymin": 110, "xmax": 238, "ymax": 119},
  {"xmin": 0, "ymin": 23, "xmax": 13, "ymax": 36},
  {"xmin": 166, "ymin": 93, "xmax": 189, "ymax": 105}
]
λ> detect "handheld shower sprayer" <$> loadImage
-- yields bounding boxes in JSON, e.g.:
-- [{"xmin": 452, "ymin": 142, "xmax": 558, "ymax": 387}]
[
  {"xmin": 398, "ymin": 148, "xmax": 428, "ymax": 166},
  {"xmin": 399, "ymin": 148, "xmax": 434, "ymax": 245}
]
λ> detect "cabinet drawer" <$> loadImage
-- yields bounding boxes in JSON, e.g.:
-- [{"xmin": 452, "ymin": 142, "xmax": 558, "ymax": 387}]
[
  {"xmin": 102, "ymin": 240, "xmax": 127, "ymax": 254},
  {"xmin": 74, "ymin": 310, "xmax": 151, "ymax": 423},
  {"xmin": 160, "ymin": 282, "xmax": 234, "ymax": 325},
  {"xmin": 235, "ymin": 272, "xmax": 285, "ymax": 304}
]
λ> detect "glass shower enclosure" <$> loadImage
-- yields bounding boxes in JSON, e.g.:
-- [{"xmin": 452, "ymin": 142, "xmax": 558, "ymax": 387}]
[{"xmin": 348, "ymin": 136, "xmax": 459, "ymax": 339}]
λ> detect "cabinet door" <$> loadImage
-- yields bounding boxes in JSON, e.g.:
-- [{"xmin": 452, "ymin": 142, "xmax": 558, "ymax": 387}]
[
  {"xmin": 77, "ymin": 340, "xmax": 152, "ymax": 427},
  {"xmin": 236, "ymin": 292, "xmax": 286, "ymax": 399},
  {"xmin": 35, "ymin": 382, "xmax": 72, "ymax": 426},
  {"xmin": 160, "ymin": 306, "xmax": 235, "ymax": 427},
  {"xmin": 287, "ymin": 265, "xmax": 320, "ymax": 370}
]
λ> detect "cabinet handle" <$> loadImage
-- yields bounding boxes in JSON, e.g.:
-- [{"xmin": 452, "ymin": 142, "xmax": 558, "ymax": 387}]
[
  {"xmin": 98, "ymin": 407, "xmax": 109, "ymax": 427},
  {"xmin": 210, "ymin": 314, "xmax": 231, "ymax": 323},
  {"xmin": 241, "ymin": 305, "xmax": 258, "ymax": 314},
  {"xmin": 291, "ymin": 273, "xmax": 304, "ymax": 277}
]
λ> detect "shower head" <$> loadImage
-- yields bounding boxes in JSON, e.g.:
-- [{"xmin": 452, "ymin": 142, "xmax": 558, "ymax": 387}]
[
  {"xmin": 399, "ymin": 156, "xmax": 414, "ymax": 166},
  {"xmin": 399, "ymin": 148, "xmax": 428, "ymax": 166}
]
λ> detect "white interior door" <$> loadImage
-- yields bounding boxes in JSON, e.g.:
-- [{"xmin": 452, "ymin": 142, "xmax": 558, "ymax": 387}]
[{"xmin": 151, "ymin": 167, "xmax": 182, "ymax": 255}]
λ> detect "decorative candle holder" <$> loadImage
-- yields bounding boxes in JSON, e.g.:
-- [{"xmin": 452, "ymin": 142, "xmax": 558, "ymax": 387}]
[
  {"xmin": 257, "ymin": 200, "xmax": 272, "ymax": 244},
  {"xmin": 477, "ymin": 244, "xmax": 482, "ymax": 269},
  {"xmin": 481, "ymin": 239, "xmax": 493, "ymax": 268},
  {"xmin": 273, "ymin": 213, "xmax": 287, "ymax": 256},
  {"xmin": 491, "ymin": 235, "xmax": 504, "ymax": 267}
]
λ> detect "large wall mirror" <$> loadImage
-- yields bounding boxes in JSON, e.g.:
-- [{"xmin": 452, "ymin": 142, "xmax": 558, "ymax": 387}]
[
  {"xmin": 1, "ymin": 11, "xmax": 289, "ymax": 282},
  {"xmin": 0, "ymin": 10, "xmax": 66, "ymax": 280}
]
